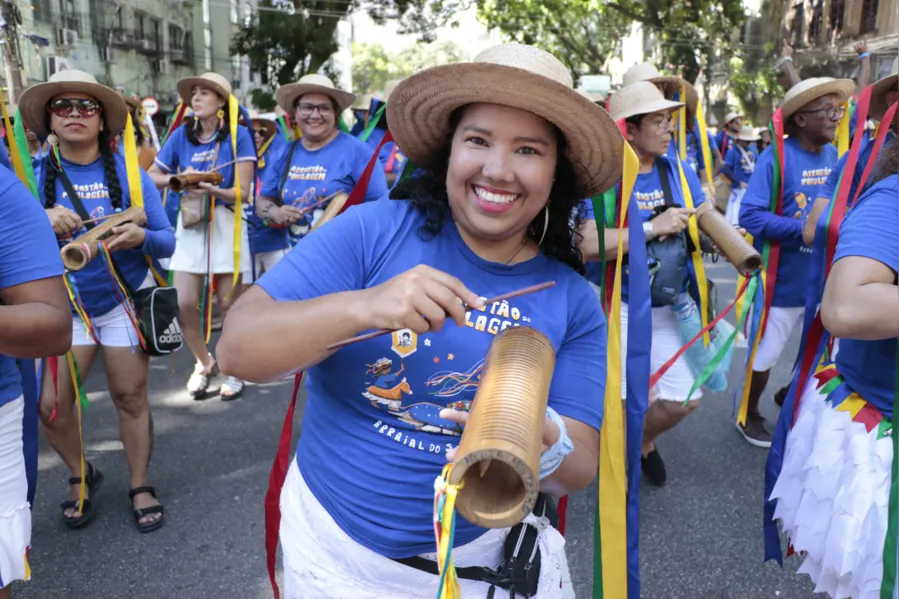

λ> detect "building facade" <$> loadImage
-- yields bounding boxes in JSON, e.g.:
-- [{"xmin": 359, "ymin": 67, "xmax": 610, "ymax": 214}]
[{"xmin": 5, "ymin": 0, "xmax": 261, "ymax": 116}]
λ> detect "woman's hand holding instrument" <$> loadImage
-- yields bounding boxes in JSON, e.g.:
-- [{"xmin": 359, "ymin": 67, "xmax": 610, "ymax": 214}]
[
  {"xmin": 59, "ymin": 206, "xmax": 147, "ymax": 271},
  {"xmin": 695, "ymin": 202, "xmax": 761, "ymax": 274},
  {"xmin": 47, "ymin": 205, "xmax": 84, "ymax": 237}
]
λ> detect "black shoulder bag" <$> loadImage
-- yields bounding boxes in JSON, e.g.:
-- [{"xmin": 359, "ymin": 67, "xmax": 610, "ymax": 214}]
[
  {"xmin": 646, "ymin": 157, "xmax": 690, "ymax": 306},
  {"xmin": 55, "ymin": 165, "xmax": 183, "ymax": 356}
]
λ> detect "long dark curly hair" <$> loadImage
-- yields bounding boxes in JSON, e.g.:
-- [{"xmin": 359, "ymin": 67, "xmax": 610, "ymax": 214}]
[
  {"xmin": 391, "ymin": 107, "xmax": 587, "ymax": 275},
  {"xmin": 42, "ymin": 127, "xmax": 123, "ymax": 211}
]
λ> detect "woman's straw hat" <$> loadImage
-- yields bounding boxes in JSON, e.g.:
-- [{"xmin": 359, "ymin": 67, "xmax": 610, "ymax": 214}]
[
  {"xmin": 622, "ymin": 63, "xmax": 699, "ymax": 113},
  {"xmin": 387, "ymin": 43, "xmax": 623, "ymax": 197},
  {"xmin": 177, "ymin": 72, "xmax": 232, "ymax": 104},
  {"xmin": 609, "ymin": 81, "xmax": 683, "ymax": 122},
  {"xmin": 780, "ymin": 77, "xmax": 855, "ymax": 120},
  {"xmin": 736, "ymin": 125, "xmax": 760, "ymax": 141},
  {"xmin": 251, "ymin": 117, "xmax": 278, "ymax": 140},
  {"xmin": 19, "ymin": 69, "xmax": 128, "ymax": 139},
  {"xmin": 352, "ymin": 93, "xmax": 373, "ymax": 111},
  {"xmin": 869, "ymin": 57, "xmax": 898, "ymax": 121},
  {"xmin": 723, "ymin": 111, "xmax": 741, "ymax": 125},
  {"xmin": 275, "ymin": 74, "xmax": 356, "ymax": 115}
]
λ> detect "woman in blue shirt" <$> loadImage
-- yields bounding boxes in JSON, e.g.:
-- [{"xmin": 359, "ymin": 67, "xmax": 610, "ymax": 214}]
[
  {"xmin": 721, "ymin": 125, "xmax": 760, "ymax": 225},
  {"xmin": 147, "ymin": 72, "xmax": 256, "ymax": 401},
  {"xmin": 19, "ymin": 70, "xmax": 175, "ymax": 534},
  {"xmin": 769, "ymin": 152, "xmax": 899, "ymax": 599},
  {"xmin": 255, "ymin": 74, "xmax": 387, "ymax": 242},
  {"xmin": 0, "ymin": 167, "xmax": 71, "ymax": 599},
  {"xmin": 219, "ymin": 44, "xmax": 618, "ymax": 598}
]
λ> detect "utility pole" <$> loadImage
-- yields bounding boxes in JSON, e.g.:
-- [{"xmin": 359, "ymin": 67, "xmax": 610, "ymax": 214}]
[{"xmin": 0, "ymin": 0, "xmax": 26, "ymax": 104}]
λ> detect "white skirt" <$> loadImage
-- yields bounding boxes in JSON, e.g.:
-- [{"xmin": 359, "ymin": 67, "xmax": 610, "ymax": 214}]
[
  {"xmin": 0, "ymin": 396, "xmax": 30, "ymax": 588},
  {"xmin": 279, "ymin": 461, "xmax": 567, "ymax": 598},
  {"xmin": 770, "ymin": 379, "xmax": 894, "ymax": 598},
  {"xmin": 169, "ymin": 204, "xmax": 251, "ymax": 275}
]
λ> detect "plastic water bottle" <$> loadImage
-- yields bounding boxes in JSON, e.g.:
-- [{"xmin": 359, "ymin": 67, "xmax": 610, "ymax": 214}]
[{"xmin": 671, "ymin": 293, "xmax": 733, "ymax": 392}]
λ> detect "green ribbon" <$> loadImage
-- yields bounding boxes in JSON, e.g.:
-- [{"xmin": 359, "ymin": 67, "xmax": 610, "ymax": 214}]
[
  {"xmin": 68, "ymin": 349, "xmax": 91, "ymax": 413},
  {"xmin": 879, "ymin": 344, "xmax": 899, "ymax": 598},
  {"xmin": 359, "ymin": 104, "xmax": 387, "ymax": 143},
  {"xmin": 337, "ymin": 114, "xmax": 350, "ymax": 133},
  {"xmin": 12, "ymin": 109, "xmax": 38, "ymax": 198}
]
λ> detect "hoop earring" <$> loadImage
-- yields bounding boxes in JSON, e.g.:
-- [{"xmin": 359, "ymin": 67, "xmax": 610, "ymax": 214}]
[{"xmin": 537, "ymin": 205, "xmax": 549, "ymax": 246}]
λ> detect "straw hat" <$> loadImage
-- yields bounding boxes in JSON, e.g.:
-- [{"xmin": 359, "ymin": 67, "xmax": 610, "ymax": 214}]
[
  {"xmin": 275, "ymin": 74, "xmax": 356, "ymax": 115},
  {"xmin": 622, "ymin": 63, "xmax": 699, "ymax": 112},
  {"xmin": 781, "ymin": 77, "xmax": 855, "ymax": 120},
  {"xmin": 723, "ymin": 111, "xmax": 741, "ymax": 125},
  {"xmin": 19, "ymin": 69, "xmax": 128, "ymax": 139},
  {"xmin": 609, "ymin": 81, "xmax": 683, "ymax": 122},
  {"xmin": 386, "ymin": 43, "xmax": 623, "ymax": 197},
  {"xmin": 870, "ymin": 57, "xmax": 898, "ymax": 121},
  {"xmin": 736, "ymin": 125, "xmax": 760, "ymax": 141},
  {"xmin": 352, "ymin": 93, "xmax": 373, "ymax": 111},
  {"xmin": 177, "ymin": 72, "xmax": 232, "ymax": 104}
]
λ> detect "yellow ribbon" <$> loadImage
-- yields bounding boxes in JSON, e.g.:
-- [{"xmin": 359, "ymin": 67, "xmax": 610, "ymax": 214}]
[
  {"xmin": 693, "ymin": 99, "xmax": 716, "ymax": 190},
  {"xmin": 836, "ymin": 100, "xmax": 851, "ymax": 157},
  {"xmin": 436, "ymin": 463, "xmax": 462, "ymax": 599},
  {"xmin": 65, "ymin": 351, "xmax": 87, "ymax": 512},
  {"xmin": 228, "ymin": 95, "xmax": 242, "ymax": 297},
  {"xmin": 0, "ymin": 88, "xmax": 27, "ymax": 184},
  {"xmin": 598, "ymin": 140, "xmax": 639, "ymax": 598},
  {"xmin": 737, "ymin": 269, "xmax": 768, "ymax": 426}
]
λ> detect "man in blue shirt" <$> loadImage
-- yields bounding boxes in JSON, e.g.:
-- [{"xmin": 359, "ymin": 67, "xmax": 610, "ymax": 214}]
[
  {"xmin": 721, "ymin": 125, "xmax": 760, "ymax": 225},
  {"xmin": 738, "ymin": 76, "xmax": 854, "ymax": 447}
]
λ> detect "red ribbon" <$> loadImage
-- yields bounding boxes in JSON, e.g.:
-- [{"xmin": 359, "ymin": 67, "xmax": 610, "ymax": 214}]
[
  {"xmin": 338, "ymin": 130, "xmax": 395, "ymax": 216},
  {"xmin": 761, "ymin": 109, "xmax": 786, "ymax": 337}
]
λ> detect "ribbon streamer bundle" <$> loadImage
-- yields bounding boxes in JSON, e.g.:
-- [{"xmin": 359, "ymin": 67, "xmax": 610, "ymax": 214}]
[{"xmin": 59, "ymin": 207, "xmax": 147, "ymax": 271}]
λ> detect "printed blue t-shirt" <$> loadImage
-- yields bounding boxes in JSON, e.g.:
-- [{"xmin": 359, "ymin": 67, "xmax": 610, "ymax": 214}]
[
  {"xmin": 832, "ymin": 175, "xmax": 899, "ymax": 417},
  {"xmin": 723, "ymin": 143, "xmax": 759, "ymax": 189},
  {"xmin": 247, "ymin": 134, "xmax": 290, "ymax": 255},
  {"xmin": 259, "ymin": 131, "xmax": 387, "ymax": 245},
  {"xmin": 153, "ymin": 124, "xmax": 256, "ymax": 209},
  {"xmin": 740, "ymin": 137, "xmax": 837, "ymax": 307},
  {"xmin": 715, "ymin": 130, "xmax": 736, "ymax": 156},
  {"xmin": 37, "ymin": 154, "xmax": 175, "ymax": 319},
  {"xmin": 365, "ymin": 127, "xmax": 408, "ymax": 178},
  {"xmin": 0, "ymin": 167, "xmax": 64, "ymax": 408},
  {"xmin": 258, "ymin": 199, "xmax": 607, "ymax": 558}
]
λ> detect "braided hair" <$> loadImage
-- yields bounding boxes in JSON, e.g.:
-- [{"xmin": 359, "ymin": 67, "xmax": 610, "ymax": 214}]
[
  {"xmin": 185, "ymin": 97, "xmax": 231, "ymax": 145},
  {"xmin": 43, "ymin": 127, "xmax": 124, "ymax": 212}
]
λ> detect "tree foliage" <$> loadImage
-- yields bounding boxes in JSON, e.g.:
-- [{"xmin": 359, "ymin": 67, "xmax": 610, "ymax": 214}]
[
  {"xmin": 476, "ymin": 0, "xmax": 632, "ymax": 81},
  {"xmin": 352, "ymin": 41, "xmax": 464, "ymax": 94},
  {"xmin": 729, "ymin": 55, "xmax": 781, "ymax": 126}
]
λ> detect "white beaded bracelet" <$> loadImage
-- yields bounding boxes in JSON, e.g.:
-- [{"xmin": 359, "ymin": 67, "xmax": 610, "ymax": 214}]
[{"xmin": 540, "ymin": 406, "xmax": 575, "ymax": 479}]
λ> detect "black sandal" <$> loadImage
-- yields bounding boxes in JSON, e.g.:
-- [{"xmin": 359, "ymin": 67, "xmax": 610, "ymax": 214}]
[
  {"xmin": 60, "ymin": 462, "xmax": 104, "ymax": 529},
  {"xmin": 129, "ymin": 486, "xmax": 165, "ymax": 534}
]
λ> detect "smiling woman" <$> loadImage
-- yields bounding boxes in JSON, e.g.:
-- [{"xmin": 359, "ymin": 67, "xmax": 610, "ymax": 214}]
[{"xmin": 218, "ymin": 43, "xmax": 622, "ymax": 598}]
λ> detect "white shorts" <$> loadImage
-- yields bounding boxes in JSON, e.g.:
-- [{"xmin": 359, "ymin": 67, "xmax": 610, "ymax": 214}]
[
  {"xmin": 279, "ymin": 461, "xmax": 567, "ymax": 598},
  {"xmin": 252, "ymin": 249, "xmax": 288, "ymax": 282},
  {"xmin": 0, "ymin": 396, "xmax": 30, "ymax": 588},
  {"xmin": 614, "ymin": 294, "xmax": 702, "ymax": 403},
  {"xmin": 725, "ymin": 187, "xmax": 746, "ymax": 226},
  {"xmin": 169, "ymin": 204, "xmax": 251, "ymax": 275},
  {"xmin": 72, "ymin": 271, "xmax": 155, "ymax": 347},
  {"xmin": 752, "ymin": 306, "xmax": 804, "ymax": 372}
]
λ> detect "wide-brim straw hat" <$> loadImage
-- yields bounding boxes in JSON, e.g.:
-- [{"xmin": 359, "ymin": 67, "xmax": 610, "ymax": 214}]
[
  {"xmin": 609, "ymin": 81, "xmax": 684, "ymax": 122},
  {"xmin": 387, "ymin": 43, "xmax": 623, "ymax": 198},
  {"xmin": 736, "ymin": 124, "xmax": 760, "ymax": 141},
  {"xmin": 275, "ymin": 74, "xmax": 356, "ymax": 115},
  {"xmin": 781, "ymin": 77, "xmax": 855, "ymax": 120},
  {"xmin": 19, "ymin": 69, "xmax": 128, "ymax": 140},
  {"xmin": 251, "ymin": 118, "xmax": 278, "ymax": 140},
  {"xmin": 622, "ymin": 63, "xmax": 699, "ymax": 112},
  {"xmin": 352, "ymin": 93, "xmax": 373, "ymax": 111},
  {"xmin": 870, "ymin": 57, "xmax": 898, "ymax": 121},
  {"xmin": 723, "ymin": 111, "xmax": 741, "ymax": 125},
  {"xmin": 177, "ymin": 72, "xmax": 232, "ymax": 104}
]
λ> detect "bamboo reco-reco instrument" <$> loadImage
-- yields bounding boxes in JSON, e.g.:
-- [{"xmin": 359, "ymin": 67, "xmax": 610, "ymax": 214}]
[
  {"xmin": 326, "ymin": 281, "xmax": 557, "ymax": 351},
  {"xmin": 168, "ymin": 171, "xmax": 224, "ymax": 193},
  {"xmin": 697, "ymin": 205, "xmax": 762, "ymax": 275},
  {"xmin": 60, "ymin": 206, "xmax": 147, "ymax": 271},
  {"xmin": 449, "ymin": 326, "xmax": 555, "ymax": 528}
]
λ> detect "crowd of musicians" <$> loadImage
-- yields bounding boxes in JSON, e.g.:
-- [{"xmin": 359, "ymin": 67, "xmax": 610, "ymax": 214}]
[{"xmin": 0, "ymin": 36, "xmax": 895, "ymax": 599}]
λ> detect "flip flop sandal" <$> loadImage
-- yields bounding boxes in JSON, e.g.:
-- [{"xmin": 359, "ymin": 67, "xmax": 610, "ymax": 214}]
[
  {"xmin": 129, "ymin": 486, "xmax": 165, "ymax": 534},
  {"xmin": 60, "ymin": 462, "xmax": 104, "ymax": 529},
  {"xmin": 219, "ymin": 376, "xmax": 244, "ymax": 402},
  {"xmin": 188, "ymin": 361, "xmax": 219, "ymax": 400}
]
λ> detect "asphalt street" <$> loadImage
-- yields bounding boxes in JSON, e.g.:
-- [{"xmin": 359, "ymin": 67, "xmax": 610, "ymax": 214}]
[{"xmin": 13, "ymin": 260, "xmax": 821, "ymax": 599}]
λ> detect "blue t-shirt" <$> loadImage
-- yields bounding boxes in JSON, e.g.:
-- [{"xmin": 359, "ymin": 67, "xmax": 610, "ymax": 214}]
[
  {"xmin": 723, "ymin": 143, "xmax": 759, "ymax": 189},
  {"xmin": 365, "ymin": 127, "xmax": 408, "ymax": 178},
  {"xmin": 715, "ymin": 130, "xmax": 735, "ymax": 157},
  {"xmin": 0, "ymin": 167, "xmax": 65, "ymax": 408},
  {"xmin": 259, "ymin": 131, "xmax": 387, "ymax": 245},
  {"xmin": 153, "ymin": 124, "xmax": 257, "ymax": 209},
  {"xmin": 832, "ymin": 175, "xmax": 899, "ymax": 417},
  {"xmin": 247, "ymin": 136, "xmax": 290, "ymax": 255},
  {"xmin": 740, "ymin": 138, "xmax": 837, "ymax": 307},
  {"xmin": 37, "ymin": 154, "xmax": 175, "ymax": 319},
  {"xmin": 817, "ymin": 132, "xmax": 896, "ymax": 211},
  {"xmin": 258, "ymin": 199, "xmax": 606, "ymax": 558}
]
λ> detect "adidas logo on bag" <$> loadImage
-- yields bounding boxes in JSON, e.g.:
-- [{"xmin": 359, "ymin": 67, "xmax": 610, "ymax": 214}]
[{"xmin": 159, "ymin": 319, "xmax": 183, "ymax": 345}]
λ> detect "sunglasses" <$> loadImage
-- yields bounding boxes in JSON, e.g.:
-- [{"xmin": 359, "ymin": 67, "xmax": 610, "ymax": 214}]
[
  {"xmin": 253, "ymin": 128, "xmax": 268, "ymax": 136},
  {"xmin": 47, "ymin": 98, "xmax": 102, "ymax": 118}
]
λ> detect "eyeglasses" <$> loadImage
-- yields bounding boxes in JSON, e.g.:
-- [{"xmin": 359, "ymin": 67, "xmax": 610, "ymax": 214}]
[
  {"xmin": 253, "ymin": 128, "xmax": 267, "ymax": 136},
  {"xmin": 47, "ymin": 98, "xmax": 102, "ymax": 118},
  {"xmin": 296, "ymin": 102, "xmax": 333, "ymax": 117},
  {"xmin": 799, "ymin": 105, "xmax": 846, "ymax": 120}
]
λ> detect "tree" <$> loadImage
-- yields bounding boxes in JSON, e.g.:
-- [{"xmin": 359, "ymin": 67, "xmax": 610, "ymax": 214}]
[
  {"xmin": 476, "ymin": 0, "xmax": 632, "ymax": 81},
  {"xmin": 233, "ymin": 0, "xmax": 460, "ymax": 105},
  {"xmin": 352, "ymin": 41, "xmax": 464, "ymax": 95}
]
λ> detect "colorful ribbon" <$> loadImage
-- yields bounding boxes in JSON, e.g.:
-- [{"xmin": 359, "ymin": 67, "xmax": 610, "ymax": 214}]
[
  {"xmin": 228, "ymin": 95, "xmax": 243, "ymax": 297},
  {"xmin": 881, "ymin": 347, "xmax": 899, "ymax": 599},
  {"xmin": 433, "ymin": 464, "xmax": 463, "ymax": 598}
]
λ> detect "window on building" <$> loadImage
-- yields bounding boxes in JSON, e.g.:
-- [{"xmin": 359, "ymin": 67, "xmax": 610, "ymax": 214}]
[
  {"xmin": 137, "ymin": 14, "xmax": 146, "ymax": 39},
  {"xmin": 59, "ymin": 0, "xmax": 80, "ymax": 33},
  {"xmin": 860, "ymin": 0, "xmax": 879, "ymax": 33},
  {"xmin": 829, "ymin": 0, "xmax": 845, "ymax": 36},
  {"xmin": 32, "ymin": 0, "xmax": 53, "ymax": 24},
  {"xmin": 169, "ymin": 25, "xmax": 184, "ymax": 51},
  {"xmin": 230, "ymin": 0, "xmax": 239, "ymax": 24}
]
